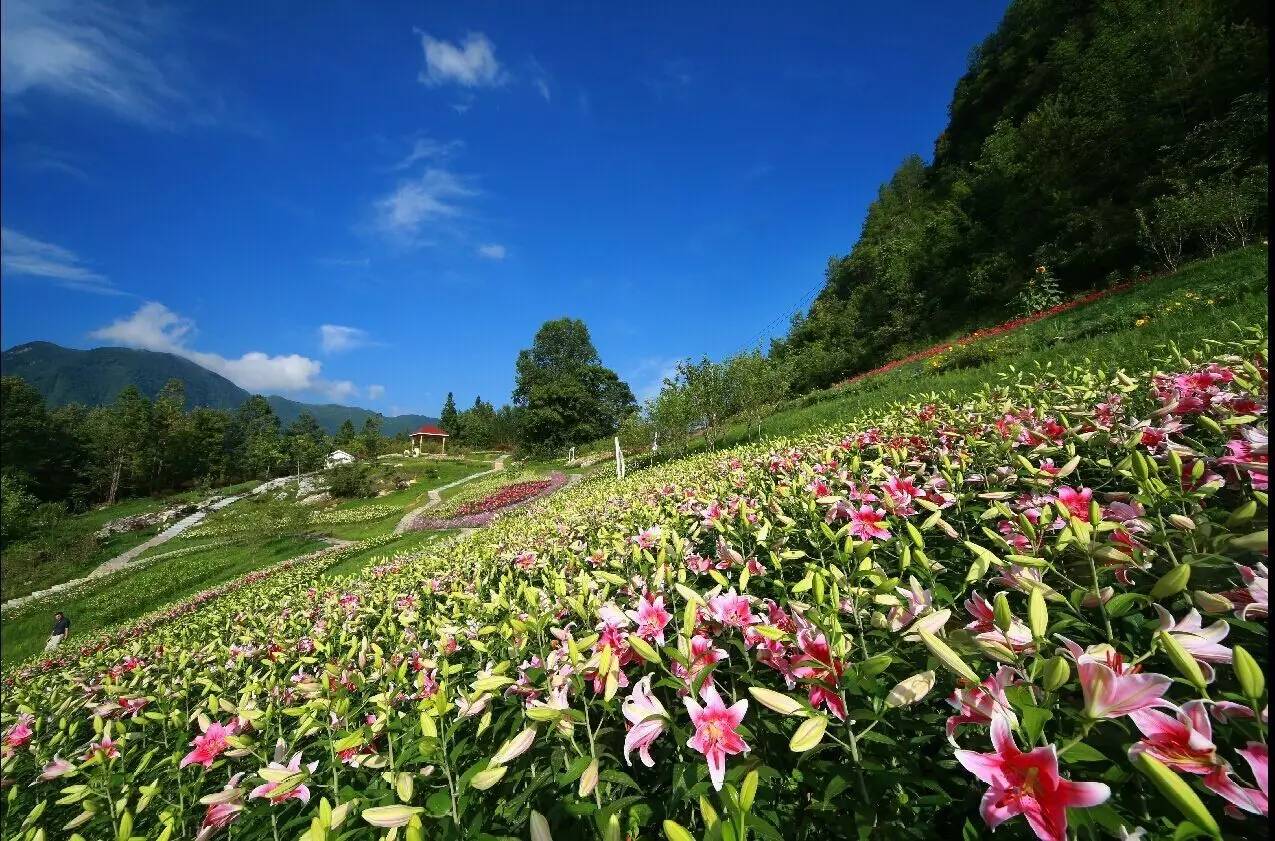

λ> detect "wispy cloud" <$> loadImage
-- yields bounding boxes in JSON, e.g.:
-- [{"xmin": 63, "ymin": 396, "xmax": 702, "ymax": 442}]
[
  {"xmin": 417, "ymin": 32, "xmax": 507, "ymax": 88},
  {"xmin": 527, "ymin": 56, "xmax": 551, "ymax": 102},
  {"xmin": 645, "ymin": 58, "xmax": 694, "ymax": 102},
  {"xmin": 318, "ymin": 324, "xmax": 371, "ymax": 354},
  {"xmin": 367, "ymin": 384, "xmax": 385, "ymax": 400},
  {"xmin": 627, "ymin": 356, "xmax": 686, "ymax": 403},
  {"xmin": 316, "ymin": 256, "xmax": 371, "ymax": 268},
  {"xmin": 90, "ymin": 302, "xmax": 364, "ymax": 401},
  {"xmin": 1, "ymin": 0, "xmax": 187, "ymax": 126},
  {"xmin": 476, "ymin": 243, "xmax": 506, "ymax": 260},
  {"xmin": 1, "ymin": 228, "xmax": 121, "ymax": 295},
  {"xmin": 393, "ymin": 136, "xmax": 463, "ymax": 170},
  {"xmin": 373, "ymin": 167, "xmax": 479, "ymax": 243}
]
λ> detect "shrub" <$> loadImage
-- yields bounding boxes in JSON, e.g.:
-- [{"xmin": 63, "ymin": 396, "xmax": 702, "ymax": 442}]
[{"xmin": 326, "ymin": 462, "xmax": 377, "ymax": 498}]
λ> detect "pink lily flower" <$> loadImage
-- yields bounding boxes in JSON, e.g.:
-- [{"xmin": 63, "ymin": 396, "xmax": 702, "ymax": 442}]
[
  {"xmin": 2, "ymin": 713, "xmax": 34, "ymax": 756},
  {"xmin": 249, "ymin": 752, "xmax": 317, "ymax": 804},
  {"xmin": 38, "ymin": 755, "xmax": 75, "ymax": 781},
  {"xmin": 849, "ymin": 505, "xmax": 891, "ymax": 541},
  {"xmin": 626, "ymin": 594, "xmax": 672, "ymax": 645},
  {"xmin": 673, "ymin": 634, "xmax": 728, "ymax": 693},
  {"xmin": 1055, "ymin": 487, "xmax": 1093, "ymax": 520},
  {"xmin": 631, "ymin": 526, "xmax": 662, "ymax": 549},
  {"xmin": 683, "ymin": 683, "xmax": 749, "ymax": 791},
  {"xmin": 622, "ymin": 675, "xmax": 668, "ymax": 768},
  {"xmin": 1221, "ymin": 563, "xmax": 1268, "ymax": 621},
  {"xmin": 955, "ymin": 716, "xmax": 1110, "ymax": 841},
  {"xmin": 197, "ymin": 802, "xmax": 243, "ymax": 839},
  {"xmin": 887, "ymin": 576, "xmax": 933, "ymax": 632},
  {"xmin": 791, "ymin": 630, "xmax": 847, "ymax": 720},
  {"xmin": 1127, "ymin": 700, "xmax": 1223, "ymax": 775},
  {"xmin": 84, "ymin": 735, "xmax": 120, "ymax": 762},
  {"xmin": 964, "ymin": 591, "xmax": 1035, "ymax": 653},
  {"xmin": 1056, "ymin": 637, "xmax": 1174, "ymax": 720},
  {"xmin": 1153, "ymin": 606, "xmax": 1232, "ymax": 682},
  {"xmin": 1206, "ymin": 742, "xmax": 1269, "ymax": 817},
  {"xmin": 708, "ymin": 589, "xmax": 757, "ymax": 630},
  {"xmin": 946, "ymin": 665, "xmax": 1021, "ymax": 745},
  {"xmin": 181, "ymin": 720, "xmax": 238, "ymax": 770}
]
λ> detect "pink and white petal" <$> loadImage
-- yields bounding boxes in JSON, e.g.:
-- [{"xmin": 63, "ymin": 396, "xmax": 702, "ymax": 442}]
[
  {"xmin": 979, "ymin": 785, "xmax": 1019, "ymax": 831},
  {"xmin": 1060, "ymin": 780, "xmax": 1111, "ymax": 809}
]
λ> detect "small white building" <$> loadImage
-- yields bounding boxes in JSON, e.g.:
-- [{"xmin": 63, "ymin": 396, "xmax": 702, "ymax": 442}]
[{"xmin": 325, "ymin": 449, "xmax": 356, "ymax": 469}]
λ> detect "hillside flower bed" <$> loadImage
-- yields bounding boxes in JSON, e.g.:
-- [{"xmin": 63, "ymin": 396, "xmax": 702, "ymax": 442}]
[
  {"xmin": 414, "ymin": 473, "xmax": 568, "ymax": 530},
  {"xmin": 0, "ymin": 334, "xmax": 1268, "ymax": 841},
  {"xmin": 429, "ymin": 469, "xmax": 545, "ymax": 520},
  {"xmin": 310, "ymin": 505, "xmax": 400, "ymax": 526}
]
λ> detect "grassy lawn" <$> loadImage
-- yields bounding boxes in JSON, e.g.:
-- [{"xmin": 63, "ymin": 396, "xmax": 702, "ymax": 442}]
[
  {"xmin": 1, "ymin": 479, "xmax": 263, "ymax": 603},
  {"xmin": 650, "ymin": 246, "xmax": 1267, "ymax": 459},
  {"xmin": 321, "ymin": 530, "xmax": 457, "ymax": 579},
  {"xmin": 303, "ymin": 458, "xmax": 494, "ymax": 541},
  {"xmin": 0, "ymin": 534, "xmax": 322, "ymax": 666}
]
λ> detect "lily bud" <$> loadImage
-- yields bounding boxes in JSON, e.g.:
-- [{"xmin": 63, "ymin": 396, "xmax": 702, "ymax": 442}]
[
  {"xmin": 1192, "ymin": 590, "xmax": 1233, "ymax": 615},
  {"xmin": 530, "ymin": 811, "xmax": 553, "ymax": 841},
  {"xmin": 918, "ymin": 629, "xmax": 980, "ymax": 684},
  {"xmin": 578, "ymin": 758, "xmax": 599, "ymax": 798},
  {"xmin": 1233, "ymin": 645, "xmax": 1265, "ymax": 701},
  {"xmin": 1042, "ymin": 656, "xmax": 1070, "ymax": 691},
  {"xmin": 1167, "ymin": 514, "xmax": 1196, "ymax": 531},
  {"xmin": 1028, "ymin": 588, "xmax": 1048, "ymax": 639},
  {"xmin": 993, "ymin": 592, "xmax": 1013, "ymax": 633},
  {"xmin": 1133, "ymin": 753, "xmax": 1221, "ymax": 838},
  {"xmin": 1150, "ymin": 565, "xmax": 1190, "ymax": 600},
  {"xmin": 1158, "ymin": 631, "xmax": 1207, "ymax": 691}
]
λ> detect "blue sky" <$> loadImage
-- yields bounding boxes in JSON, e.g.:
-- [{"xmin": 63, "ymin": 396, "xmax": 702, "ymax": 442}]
[{"xmin": 1, "ymin": 0, "xmax": 1008, "ymax": 416}]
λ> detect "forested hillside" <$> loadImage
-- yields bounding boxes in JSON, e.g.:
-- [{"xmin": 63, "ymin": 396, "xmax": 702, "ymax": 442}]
[
  {"xmin": 772, "ymin": 0, "xmax": 1268, "ymax": 392},
  {"xmin": 0, "ymin": 342, "xmax": 437, "ymax": 434}
]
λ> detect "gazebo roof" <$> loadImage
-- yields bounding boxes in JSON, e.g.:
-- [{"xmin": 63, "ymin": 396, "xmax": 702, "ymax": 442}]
[{"xmin": 411, "ymin": 424, "xmax": 449, "ymax": 437}]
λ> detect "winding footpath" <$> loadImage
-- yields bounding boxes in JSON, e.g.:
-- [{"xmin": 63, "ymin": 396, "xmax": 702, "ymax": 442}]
[
  {"xmin": 393, "ymin": 457, "xmax": 506, "ymax": 535},
  {"xmin": 1, "ymin": 472, "xmax": 320, "ymax": 614}
]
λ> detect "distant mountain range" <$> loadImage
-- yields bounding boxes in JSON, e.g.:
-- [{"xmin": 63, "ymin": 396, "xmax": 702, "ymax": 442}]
[{"xmin": 1, "ymin": 341, "xmax": 438, "ymax": 436}]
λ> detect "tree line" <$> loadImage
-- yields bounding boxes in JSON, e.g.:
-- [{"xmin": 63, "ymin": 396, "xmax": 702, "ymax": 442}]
[{"xmin": 0, "ymin": 376, "xmax": 390, "ymax": 524}]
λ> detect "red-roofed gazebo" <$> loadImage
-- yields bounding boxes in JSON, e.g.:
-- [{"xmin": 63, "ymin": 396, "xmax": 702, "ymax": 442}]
[{"xmin": 410, "ymin": 424, "xmax": 449, "ymax": 454}]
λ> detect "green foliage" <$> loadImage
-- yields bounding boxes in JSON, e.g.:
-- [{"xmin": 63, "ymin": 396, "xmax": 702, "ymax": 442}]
[
  {"xmin": 513, "ymin": 318, "xmax": 636, "ymax": 453},
  {"xmin": 772, "ymin": 0, "xmax": 1268, "ymax": 391},
  {"xmin": 1014, "ymin": 265, "xmax": 1063, "ymax": 317},
  {"xmin": 440, "ymin": 392, "xmax": 459, "ymax": 434},
  {"xmin": 326, "ymin": 461, "xmax": 378, "ymax": 498}
]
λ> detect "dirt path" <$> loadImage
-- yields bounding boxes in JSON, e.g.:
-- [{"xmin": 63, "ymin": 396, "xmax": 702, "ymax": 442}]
[{"xmin": 393, "ymin": 457, "xmax": 506, "ymax": 535}]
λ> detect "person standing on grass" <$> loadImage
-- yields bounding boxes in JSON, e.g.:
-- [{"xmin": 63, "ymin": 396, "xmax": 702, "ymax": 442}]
[{"xmin": 46, "ymin": 611, "xmax": 70, "ymax": 651}]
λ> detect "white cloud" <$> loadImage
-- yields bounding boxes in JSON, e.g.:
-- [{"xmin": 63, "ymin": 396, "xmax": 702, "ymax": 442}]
[
  {"xmin": 89, "ymin": 302, "xmax": 365, "ymax": 400},
  {"xmin": 374, "ymin": 167, "xmax": 478, "ymax": 241},
  {"xmin": 627, "ymin": 356, "xmax": 686, "ymax": 403},
  {"xmin": 418, "ymin": 32, "xmax": 506, "ymax": 88},
  {"xmin": 1, "ymin": 227, "xmax": 121, "ymax": 294},
  {"xmin": 367, "ymin": 384, "xmax": 386, "ymax": 400},
  {"xmin": 394, "ymin": 136, "xmax": 463, "ymax": 170},
  {"xmin": 527, "ymin": 57, "xmax": 551, "ymax": 102},
  {"xmin": 476, "ymin": 243, "xmax": 506, "ymax": 260},
  {"xmin": 319, "ymin": 324, "xmax": 370, "ymax": 354},
  {"xmin": 323, "ymin": 380, "xmax": 358, "ymax": 402},
  {"xmin": 1, "ymin": 0, "xmax": 184, "ymax": 125}
]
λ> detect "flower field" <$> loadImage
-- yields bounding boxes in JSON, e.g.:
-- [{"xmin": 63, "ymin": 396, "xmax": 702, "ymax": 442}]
[
  {"xmin": 1, "ymin": 334, "xmax": 1269, "ymax": 841},
  {"xmin": 413, "ymin": 473, "xmax": 569, "ymax": 530},
  {"xmin": 309, "ymin": 505, "xmax": 401, "ymax": 526}
]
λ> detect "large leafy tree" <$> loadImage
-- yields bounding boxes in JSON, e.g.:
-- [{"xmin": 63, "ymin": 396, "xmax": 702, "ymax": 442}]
[{"xmin": 513, "ymin": 318, "xmax": 636, "ymax": 452}]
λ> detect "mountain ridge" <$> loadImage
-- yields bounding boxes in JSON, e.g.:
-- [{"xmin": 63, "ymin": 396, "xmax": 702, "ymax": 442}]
[{"xmin": 0, "ymin": 341, "xmax": 438, "ymax": 436}]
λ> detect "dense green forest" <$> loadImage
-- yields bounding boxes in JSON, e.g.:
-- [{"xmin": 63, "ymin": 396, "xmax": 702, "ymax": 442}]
[
  {"xmin": 770, "ymin": 0, "xmax": 1269, "ymax": 392},
  {"xmin": 0, "ymin": 376, "xmax": 392, "ymax": 533}
]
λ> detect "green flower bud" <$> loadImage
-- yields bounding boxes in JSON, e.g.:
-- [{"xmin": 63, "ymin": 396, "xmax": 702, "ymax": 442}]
[
  {"xmin": 993, "ymin": 592, "xmax": 1013, "ymax": 633},
  {"xmin": 1133, "ymin": 753, "xmax": 1221, "ymax": 838},
  {"xmin": 1028, "ymin": 588, "xmax": 1048, "ymax": 639},
  {"xmin": 1042, "ymin": 656, "xmax": 1070, "ymax": 691},
  {"xmin": 1158, "ymin": 631, "xmax": 1207, "ymax": 691},
  {"xmin": 1150, "ymin": 564, "xmax": 1190, "ymax": 600},
  {"xmin": 1192, "ymin": 590, "xmax": 1233, "ymax": 615},
  {"xmin": 1233, "ymin": 645, "xmax": 1265, "ymax": 701}
]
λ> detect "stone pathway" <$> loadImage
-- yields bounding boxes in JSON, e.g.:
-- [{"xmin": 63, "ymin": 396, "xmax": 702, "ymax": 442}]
[{"xmin": 393, "ymin": 457, "xmax": 506, "ymax": 535}]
